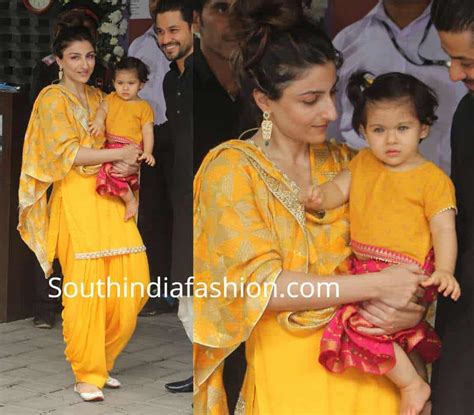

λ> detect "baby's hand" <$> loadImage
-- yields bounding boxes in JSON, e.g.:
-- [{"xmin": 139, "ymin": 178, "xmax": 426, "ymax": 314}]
[
  {"xmin": 421, "ymin": 269, "xmax": 461, "ymax": 300},
  {"xmin": 138, "ymin": 152, "xmax": 156, "ymax": 167},
  {"xmin": 299, "ymin": 184, "xmax": 324, "ymax": 211},
  {"xmin": 89, "ymin": 120, "xmax": 104, "ymax": 136}
]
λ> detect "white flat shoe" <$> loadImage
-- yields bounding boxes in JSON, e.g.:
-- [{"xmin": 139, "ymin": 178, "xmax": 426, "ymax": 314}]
[
  {"xmin": 74, "ymin": 384, "xmax": 104, "ymax": 402},
  {"xmin": 105, "ymin": 376, "xmax": 121, "ymax": 389}
]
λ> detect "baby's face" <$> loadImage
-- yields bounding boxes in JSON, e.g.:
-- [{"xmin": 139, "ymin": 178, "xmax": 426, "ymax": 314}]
[
  {"xmin": 113, "ymin": 70, "xmax": 143, "ymax": 101},
  {"xmin": 362, "ymin": 99, "xmax": 429, "ymax": 171}
]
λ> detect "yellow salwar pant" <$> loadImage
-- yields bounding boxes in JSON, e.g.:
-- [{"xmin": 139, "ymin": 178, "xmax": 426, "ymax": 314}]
[
  {"xmin": 240, "ymin": 312, "xmax": 400, "ymax": 414},
  {"xmin": 53, "ymin": 174, "xmax": 149, "ymax": 389},
  {"xmin": 56, "ymin": 212, "xmax": 149, "ymax": 388}
]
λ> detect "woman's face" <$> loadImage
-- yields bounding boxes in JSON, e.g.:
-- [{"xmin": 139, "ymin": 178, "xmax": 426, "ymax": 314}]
[
  {"xmin": 257, "ymin": 61, "xmax": 338, "ymax": 145},
  {"xmin": 56, "ymin": 40, "xmax": 96, "ymax": 85}
]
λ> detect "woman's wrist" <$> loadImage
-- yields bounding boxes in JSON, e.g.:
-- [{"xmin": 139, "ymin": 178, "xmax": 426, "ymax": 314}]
[{"xmin": 360, "ymin": 272, "xmax": 385, "ymax": 300}]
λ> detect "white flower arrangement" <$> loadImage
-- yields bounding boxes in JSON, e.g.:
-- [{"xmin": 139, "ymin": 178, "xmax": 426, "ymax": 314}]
[{"xmin": 59, "ymin": 0, "xmax": 129, "ymax": 66}]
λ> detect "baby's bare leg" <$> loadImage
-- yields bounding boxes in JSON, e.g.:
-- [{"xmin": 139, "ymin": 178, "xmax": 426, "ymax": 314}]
[
  {"xmin": 408, "ymin": 351, "xmax": 428, "ymax": 381},
  {"xmin": 387, "ymin": 343, "xmax": 431, "ymax": 415},
  {"xmin": 121, "ymin": 187, "xmax": 138, "ymax": 221}
]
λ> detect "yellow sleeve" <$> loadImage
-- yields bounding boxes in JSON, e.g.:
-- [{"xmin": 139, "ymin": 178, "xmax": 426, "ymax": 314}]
[
  {"xmin": 23, "ymin": 88, "xmax": 81, "ymax": 182},
  {"xmin": 347, "ymin": 147, "xmax": 368, "ymax": 174},
  {"xmin": 140, "ymin": 101, "xmax": 154, "ymax": 126},
  {"xmin": 424, "ymin": 166, "xmax": 457, "ymax": 220},
  {"xmin": 194, "ymin": 147, "xmax": 283, "ymax": 349},
  {"xmin": 18, "ymin": 86, "xmax": 82, "ymax": 277}
]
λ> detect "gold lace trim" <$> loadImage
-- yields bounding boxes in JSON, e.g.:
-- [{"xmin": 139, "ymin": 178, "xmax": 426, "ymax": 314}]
[
  {"xmin": 431, "ymin": 206, "xmax": 457, "ymax": 218},
  {"xmin": 75, "ymin": 245, "xmax": 146, "ymax": 260},
  {"xmin": 234, "ymin": 393, "xmax": 246, "ymax": 415},
  {"xmin": 246, "ymin": 156, "xmax": 306, "ymax": 228}
]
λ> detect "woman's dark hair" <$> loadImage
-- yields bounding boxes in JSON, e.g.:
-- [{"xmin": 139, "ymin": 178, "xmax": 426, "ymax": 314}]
[
  {"xmin": 54, "ymin": 10, "xmax": 99, "ymax": 38},
  {"xmin": 431, "ymin": 0, "xmax": 474, "ymax": 33},
  {"xmin": 230, "ymin": 0, "xmax": 341, "ymax": 108},
  {"xmin": 52, "ymin": 26, "xmax": 95, "ymax": 59},
  {"xmin": 113, "ymin": 57, "xmax": 150, "ymax": 83},
  {"xmin": 54, "ymin": 1, "xmax": 104, "ymax": 40},
  {"xmin": 347, "ymin": 71, "xmax": 438, "ymax": 134},
  {"xmin": 154, "ymin": 0, "xmax": 195, "ymax": 26}
]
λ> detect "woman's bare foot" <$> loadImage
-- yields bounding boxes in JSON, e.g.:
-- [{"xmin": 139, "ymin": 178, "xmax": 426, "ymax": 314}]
[
  {"xmin": 399, "ymin": 376, "xmax": 431, "ymax": 415},
  {"xmin": 124, "ymin": 197, "xmax": 138, "ymax": 221}
]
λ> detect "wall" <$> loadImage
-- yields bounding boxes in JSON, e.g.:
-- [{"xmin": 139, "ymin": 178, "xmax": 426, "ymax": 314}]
[{"xmin": 0, "ymin": 0, "xmax": 60, "ymax": 91}]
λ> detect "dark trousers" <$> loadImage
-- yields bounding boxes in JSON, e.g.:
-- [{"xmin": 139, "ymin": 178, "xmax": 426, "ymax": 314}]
[
  {"xmin": 223, "ymin": 343, "xmax": 247, "ymax": 414},
  {"xmin": 138, "ymin": 153, "xmax": 173, "ymax": 298},
  {"xmin": 32, "ymin": 260, "xmax": 61, "ymax": 315}
]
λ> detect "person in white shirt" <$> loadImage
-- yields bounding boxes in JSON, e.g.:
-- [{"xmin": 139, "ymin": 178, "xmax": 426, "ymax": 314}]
[
  {"xmin": 128, "ymin": 0, "xmax": 170, "ymax": 125},
  {"xmin": 328, "ymin": 0, "xmax": 467, "ymax": 174}
]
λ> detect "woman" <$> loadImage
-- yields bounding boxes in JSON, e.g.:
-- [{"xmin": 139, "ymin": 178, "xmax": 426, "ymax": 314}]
[
  {"xmin": 30, "ymin": 1, "xmax": 108, "ymax": 104},
  {"xmin": 193, "ymin": 1, "xmax": 428, "ymax": 413},
  {"xmin": 18, "ymin": 27, "xmax": 148, "ymax": 401}
]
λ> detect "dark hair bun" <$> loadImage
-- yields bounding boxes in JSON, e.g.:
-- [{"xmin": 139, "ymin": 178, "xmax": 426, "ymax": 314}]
[
  {"xmin": 232, "ymin": 0, "xmax": 302, "ymax": 35},
  {"xmin": 230, "ymin": 0, "xmax": 339, "ymax": 123},
  {"xmin": 231, "ymin": 0, "xmax": 304, "ymax": 71}
]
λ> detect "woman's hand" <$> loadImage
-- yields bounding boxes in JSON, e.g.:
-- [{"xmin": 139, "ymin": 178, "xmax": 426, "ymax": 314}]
[
  {"xmin": 121, "ymin": 144, "xmax": 142, "ymax": 166},
  {"xmin": 356, "ymin": 264, "xmax": 427, "ymax": 336},
  {"xmin": 375, "ymin": 264, "xmax": 427, "ymax": 309},
  {"xmin": 110, "ymin": 161, "xmax": 139, "ymax": 178},
  {"xmin": 356, "ymin": 299, "xmax": 426, "ymax": 336}
]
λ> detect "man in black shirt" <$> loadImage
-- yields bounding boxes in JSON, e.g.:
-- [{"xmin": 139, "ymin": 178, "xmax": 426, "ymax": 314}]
[
  {"xmin": 194, "ymin": 0, "xmax": 244, "ymax": 171},
  {"xmin": 431, "ymin": 1, "xmax": 474, "ymax": 413},
  {"xmin": 155, "ymin": 0, "xmax": 195, "ymax": 394},
  {"xmin": 193, "ymin": 0, "xmax": 252, "ymax": 411}
]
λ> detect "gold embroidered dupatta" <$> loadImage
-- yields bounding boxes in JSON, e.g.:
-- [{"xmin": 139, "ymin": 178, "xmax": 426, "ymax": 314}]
[
  {"xmin": 18, "ymin": 85, "xmax": 104, "ymax": 277},
  {"xmin": 193, "ymin": 139, "xmax": 354, "ymax": 414}
]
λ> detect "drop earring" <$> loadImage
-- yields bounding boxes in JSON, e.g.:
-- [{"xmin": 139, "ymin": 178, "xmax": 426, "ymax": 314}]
[
  {"xmin": 261, "ymin": 111, "xmax": 273, "ymax": 147},
  {"xmin": 59, "ymin": 67, "xmax": 63, "ymax": 81}
]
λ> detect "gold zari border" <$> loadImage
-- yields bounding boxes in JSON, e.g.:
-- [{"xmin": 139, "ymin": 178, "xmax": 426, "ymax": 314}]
[{"xmin": 75, "ymin": 245, "xmax": 146, "ymax": 260}]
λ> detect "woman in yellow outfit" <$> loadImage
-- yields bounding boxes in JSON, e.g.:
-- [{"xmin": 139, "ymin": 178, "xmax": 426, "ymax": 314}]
[
  {"xmin": 194, "ymin": 2, "xmax": 430, "ymax": 414},
  {"xmin": 18, "ymin": 27, "xmax": 149, "ymax": 401}
]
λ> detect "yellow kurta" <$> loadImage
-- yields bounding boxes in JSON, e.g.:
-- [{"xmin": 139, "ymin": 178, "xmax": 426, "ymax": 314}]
[
  {"xmin": 194, "ymin": 139, "xmax": 400, "ymax": 414},
  {"xmin": 18, "ymin": 85, "xmax": 149, "ymax": 387},
  {"xmin": 104, "ymin": 92, "xmax": 154, "ymax": 144},
  {"xmin": 349, "ymin": 148, "xmax": 456, "ymax": 265}
]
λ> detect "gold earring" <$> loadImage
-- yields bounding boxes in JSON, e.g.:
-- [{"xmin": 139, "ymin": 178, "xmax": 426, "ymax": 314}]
[
  {"xmin": 59, "ymin": 67, "xmax": 63, "ymax": 80},
  {"xmin": 261, "ymin": 111, "xmax": 273, "ymax": 147}
]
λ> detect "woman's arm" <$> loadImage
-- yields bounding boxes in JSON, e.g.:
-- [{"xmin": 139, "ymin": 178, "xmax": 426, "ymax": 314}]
[
  {"xmin": 73, "ymin": 144, "xmax": 141, "ymax": 167},
  {"xmin": 267, "ymin": 264, "xmax": 426, "ymax": 311}
]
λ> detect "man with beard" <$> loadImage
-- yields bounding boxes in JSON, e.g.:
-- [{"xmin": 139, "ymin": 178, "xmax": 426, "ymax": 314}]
[
  {"xmin": 430, "ymin": 1, "xmax": 474, "ymax": 413},
  {"xmin": 154, "ymin": 0, "xmax": 195, "ymax": 393},
  {"xmin": 154, "ymin": 0, "xmax": 250, "ymax": 397}
]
